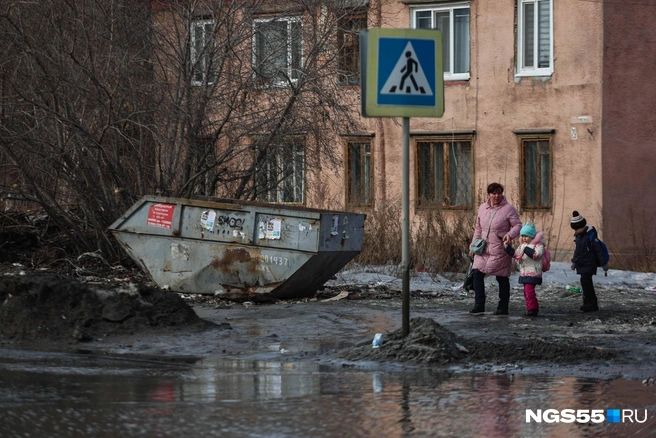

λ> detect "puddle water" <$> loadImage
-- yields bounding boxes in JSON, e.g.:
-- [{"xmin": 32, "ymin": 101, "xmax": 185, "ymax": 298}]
[{"xmin": 0, "ymin": 349, "xmax": 654, "ymax": 437}]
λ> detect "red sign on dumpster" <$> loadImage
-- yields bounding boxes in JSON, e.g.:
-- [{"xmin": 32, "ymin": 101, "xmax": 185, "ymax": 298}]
[{"xmin": 147, "ymin": 203, "xmax": 175, "ymax": 229}]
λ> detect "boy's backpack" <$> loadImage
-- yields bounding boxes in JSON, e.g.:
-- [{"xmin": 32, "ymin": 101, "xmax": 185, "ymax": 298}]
[
  {"xmin": 589, "ymin": 232, "xmax": 610, "ymax": 266},
  {"xmin": 541, "ymin": 245, "xmax": 551, "ymax": 272}
]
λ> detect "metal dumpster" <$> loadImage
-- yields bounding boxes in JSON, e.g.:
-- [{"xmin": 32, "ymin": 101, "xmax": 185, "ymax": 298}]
[{"xmin": 108, "ymin": 196, "xmax": 366, "ymax": 298}]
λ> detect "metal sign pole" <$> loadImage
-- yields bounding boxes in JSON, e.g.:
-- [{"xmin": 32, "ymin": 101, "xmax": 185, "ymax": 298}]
[
  {"xmin": 402, "ymin": 116, "xmax": 410, "ymax": 337},
  {"xmin": 360, "ymin": 28, "xmax": 443, "ymax": 338}
]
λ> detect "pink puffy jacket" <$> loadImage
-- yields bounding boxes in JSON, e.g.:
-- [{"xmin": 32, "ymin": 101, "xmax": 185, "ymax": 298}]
[{"xmin": 471, "ymin": 196, "xmax": 521, "ymax": 277}]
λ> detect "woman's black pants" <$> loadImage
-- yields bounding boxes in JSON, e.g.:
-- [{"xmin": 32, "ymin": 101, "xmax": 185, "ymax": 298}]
[{"xmin": 473, "ymin": 269, "xmax": 510, "ymax": 311}]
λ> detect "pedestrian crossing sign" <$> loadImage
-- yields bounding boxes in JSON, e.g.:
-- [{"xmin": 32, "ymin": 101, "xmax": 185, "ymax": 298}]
[{"xmin": 360, "ymin": 28, "xmax": 444, "ymax": 117}]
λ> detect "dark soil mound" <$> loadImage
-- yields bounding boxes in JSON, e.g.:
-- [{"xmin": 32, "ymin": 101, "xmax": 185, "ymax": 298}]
[
  {"xmin": 465, "ymin": 337, "xmax": 617, "ymax": 364},
  {"xmin": 338, "ymin": 317, "xmax": 468, "ymax": 364},
  {"xmin": 338, "ymin": 316, "xmax": 617, "ymax": 367},
  {"xmin": 0, "ymin": 274, "xmax": 216, "ymax": 343}
]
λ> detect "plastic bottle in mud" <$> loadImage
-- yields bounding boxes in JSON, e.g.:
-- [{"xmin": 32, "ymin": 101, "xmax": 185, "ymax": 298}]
[{"xmin": 566, "ymin": 285, "xmax": 582, "ymax": 293}]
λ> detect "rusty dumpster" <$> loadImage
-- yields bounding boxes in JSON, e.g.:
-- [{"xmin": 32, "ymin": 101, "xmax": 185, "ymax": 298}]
[{"xmin": 108, "ymin": 196, "xmax": 366, "ymax": 298}]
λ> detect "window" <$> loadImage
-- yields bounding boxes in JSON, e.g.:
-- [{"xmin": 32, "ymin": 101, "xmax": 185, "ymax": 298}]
[
  {"xmin": 412, "ymin": 3, "xmax": 470, "ymax": 81},
  {"xmin": 253, "ymin": 17, "xmax": 302, "ymax": 87},
  {"xmin": 346, "ymin": 139, "xmax": 373, "ymax": 206},
  {"xmin": 519, "ymin": 135, "xmax": 551, "ymax": 208},
  {"xmin": 191, "ymin": 20, "xmax": 216, "ymax": 85},
  {"xmin": 517, "ymin": 0, "xmax": 553, "ymax": 76},
  {"xmin": 256, "ymin": 139, "xmax": 305, "ymax": 203},
  {"xmin": 337, "ymin": 13, "xmax": 366, "ymax": 86},
  {"xmin": 416, "ymin": 137, "xmax": 472, "ymax": 208}
]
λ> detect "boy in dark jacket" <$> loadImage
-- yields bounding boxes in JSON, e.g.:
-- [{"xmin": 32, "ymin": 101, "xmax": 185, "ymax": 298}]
[{"xmin": 570, "ymin": 211, "xmax": 609, "ymax": 312}]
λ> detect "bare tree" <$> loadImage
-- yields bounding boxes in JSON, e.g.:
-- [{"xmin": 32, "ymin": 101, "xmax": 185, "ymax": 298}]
[
  {"xmin": 0, "ymin": 0, "xmax": 379, "ymax": 261},
  {"xmin": 150, "ymin": 0, "xmax": 369, "ymax": 201},
  {"xmin": 0, "ymin": 0, "xmax": 157, "ymax": 259}
]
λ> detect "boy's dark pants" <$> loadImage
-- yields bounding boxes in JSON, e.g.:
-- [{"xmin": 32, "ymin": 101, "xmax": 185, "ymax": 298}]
[
  {"xmin": 580, "ymin": 274, "xmax": 598, "ymax": 308},
  {"xmin": 473, "ymin": 269, "xmax": 510, "ymax": 311}
]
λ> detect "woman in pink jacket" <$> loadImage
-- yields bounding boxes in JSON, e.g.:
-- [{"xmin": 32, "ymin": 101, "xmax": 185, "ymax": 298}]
[{"xmin": 469, "ymin": 183, "xmax": 522, "ymax": 315}]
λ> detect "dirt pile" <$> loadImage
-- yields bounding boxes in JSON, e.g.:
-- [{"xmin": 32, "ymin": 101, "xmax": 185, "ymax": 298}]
[
  {"xmin": 338, "ymin": 316, "xmax": 617, "ymax": 367},
  {"xmin": 0, "ymin": 275, "xmax": 218, "ymax": 344},
  {"xmin": 338, "ymin": 317, "xmax": 468, "ymax": 364}
]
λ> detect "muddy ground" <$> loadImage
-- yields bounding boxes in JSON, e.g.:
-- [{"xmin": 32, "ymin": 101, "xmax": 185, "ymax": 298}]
[
  {"xmin": 1, "ymin": 257, "xmax": 655, "ymax": 382},
  {"xmin": 1, "ymin": 213, "xmax": 655, "ymax": 381}
]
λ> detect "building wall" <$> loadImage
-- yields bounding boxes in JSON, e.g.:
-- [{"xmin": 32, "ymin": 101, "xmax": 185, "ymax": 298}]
[
  {"xmin": 324, "ymin": 0, "xmax": 607, "ymax": 261},
  {"xmin": 602, "ymin": 1, "xmax": 656, "ymax": 267},
  {"xmin": 153, "ymin": 0, "xmax": 654, "ymax": 267}
]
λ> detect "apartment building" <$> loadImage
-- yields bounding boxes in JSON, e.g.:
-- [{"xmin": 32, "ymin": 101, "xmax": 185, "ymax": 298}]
[{"xmin": 157, "ymin": 0, "xmax": 656, "ymax": 266}]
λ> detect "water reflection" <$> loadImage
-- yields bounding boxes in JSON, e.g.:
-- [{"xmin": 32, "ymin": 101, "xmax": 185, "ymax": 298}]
[{"xmin": 0, "ymin": 349, "xmax": 654, "ymax": 437}]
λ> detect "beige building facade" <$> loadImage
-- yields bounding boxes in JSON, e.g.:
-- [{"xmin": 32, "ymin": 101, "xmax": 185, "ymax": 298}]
[
  {"xmin": 153, "ymin": 0, "xmax": 656, "ymax": 269},
  {"xmin": 326, "ymin": 0, "xmax": 656, "ymax": 267}
]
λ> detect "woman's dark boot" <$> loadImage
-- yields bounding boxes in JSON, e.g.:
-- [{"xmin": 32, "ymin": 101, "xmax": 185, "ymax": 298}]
[{"xmin": 470, "ymin": 269, "xmax": 486, "ymax": 313}]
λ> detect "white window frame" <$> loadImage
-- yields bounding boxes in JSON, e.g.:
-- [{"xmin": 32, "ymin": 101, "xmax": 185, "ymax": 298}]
[
  {"xmin": 252, "ymin": 16, "xmax": 303, "ymax": 87},
  {"xmin": 411, "ymin": 2, "xmax": 470, "ymax": 81},
  {"xmin": 190, "ymin": 19, "xmax": 215, "ymax": 86},
  {"xmin": 516, "ymin": 0, "xmax": 553, "ymax": 77}
]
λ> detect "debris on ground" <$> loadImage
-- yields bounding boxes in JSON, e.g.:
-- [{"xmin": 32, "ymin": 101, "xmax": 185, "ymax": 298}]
[
  {"xmin": 322, "ymin": 291, "xmax": 349, "ymax": 301},
  {"xmin": 0, "ymin": 212, "xmax": 652, "ymax": 378},
  {"xmin": 0, "ymin": 275, "xmax": 220, "ymax": 345}
]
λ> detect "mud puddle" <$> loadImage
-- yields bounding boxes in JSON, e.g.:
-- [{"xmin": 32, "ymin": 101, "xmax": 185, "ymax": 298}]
[{"xmin": 1, "ymin": 350, "xmax": 655, "ymax": 437}]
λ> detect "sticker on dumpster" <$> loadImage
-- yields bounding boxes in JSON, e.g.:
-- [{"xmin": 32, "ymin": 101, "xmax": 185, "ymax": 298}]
[
  {"xmin": 331, "ymin": 215, "xmax": 339, "ymax": 235},
  {"xmin": 147, "ymin": 203, "xmax": 175, "ymax": 229},
  {"xmin": 200, "ymin": 210, "xmax": 216, "ymax": 232},
  {"xmin": 266, "ymin": 219, "xmax": 281, "ymax": 239}
]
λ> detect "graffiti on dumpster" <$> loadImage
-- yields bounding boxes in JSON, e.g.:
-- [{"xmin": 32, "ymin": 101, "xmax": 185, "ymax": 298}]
[
  {"xmin": 298, "ymin": 222, "xmax": 312, "ymax": 232},
  {"xmin": 147, "ymin": 203, "xmax": 175, "ymax": 229},
  {"xmin": 216, "ymin": 215, "xmax": 245, "ymax": 231}
]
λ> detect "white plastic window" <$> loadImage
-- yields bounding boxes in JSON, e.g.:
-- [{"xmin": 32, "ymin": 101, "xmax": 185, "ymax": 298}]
[
  {"xmin": 412, "ymin": 3, "xmax": 470, "ymax": 81},
  {"xmin": 517, "ymin": 0, "xmax": 553, "ymax": 77}
]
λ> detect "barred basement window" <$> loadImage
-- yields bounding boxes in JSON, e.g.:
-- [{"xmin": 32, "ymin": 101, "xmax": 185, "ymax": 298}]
[
  {"xmin": 255, "ymin": 138, "xmax": 305, "ymax": 204},
  {"xmin": 346, "ymin": 139, "xmax": 373, "ymax": 206},
  {"xmin": 416, "ymin": 137, "xmax": 472, "ymax": 208},
  {"xmin": 520, "ymin": 135, "xmax": 551, "ymax": 208}
]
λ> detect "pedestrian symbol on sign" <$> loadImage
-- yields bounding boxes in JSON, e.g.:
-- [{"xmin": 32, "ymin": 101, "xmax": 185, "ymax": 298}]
[{"xmin": 380, "ymin": 42, "xmax": 433, "ymax": 97}]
